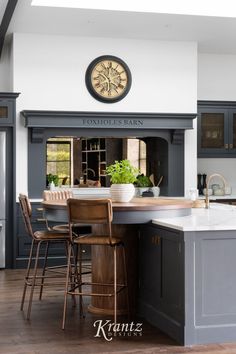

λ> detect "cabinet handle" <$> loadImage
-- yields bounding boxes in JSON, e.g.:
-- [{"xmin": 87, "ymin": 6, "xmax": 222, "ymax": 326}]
[
  {"xmin": 230, "ymin": 143, "xmax": 233, "ymax": 149},
  {"xmin": 225, "ymin": 144, "xmax": 229, "ymax": 149},
  {"xmin": 152, "ymin": 235, "xmax": 161, "ymax": 245}
]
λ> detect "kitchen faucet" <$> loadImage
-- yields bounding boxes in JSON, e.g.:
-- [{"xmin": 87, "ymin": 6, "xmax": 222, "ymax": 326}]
[{"xmin": 205, "ymin": 173, "xmax": 226, "ymax": 209}]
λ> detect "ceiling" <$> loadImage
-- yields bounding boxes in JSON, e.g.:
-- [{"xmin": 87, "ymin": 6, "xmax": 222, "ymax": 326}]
[
  {"xmin": 0, "ymin": 0, "xmax": 8, "ymax": 23},
  {"xmin": 5, "ymin": 0, "xmax": 236, "ymax": 54}
]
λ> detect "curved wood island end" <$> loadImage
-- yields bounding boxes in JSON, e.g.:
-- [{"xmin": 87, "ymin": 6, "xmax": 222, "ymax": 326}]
[{"xmin": 42, "ymin": 197, "xmax": 192, "ymax": 315}]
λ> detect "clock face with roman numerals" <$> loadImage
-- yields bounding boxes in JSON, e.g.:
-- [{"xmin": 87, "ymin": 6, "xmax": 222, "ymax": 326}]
[{"xmin": 85, "ymin": 55, "xmax": 132, "ymax": 103}]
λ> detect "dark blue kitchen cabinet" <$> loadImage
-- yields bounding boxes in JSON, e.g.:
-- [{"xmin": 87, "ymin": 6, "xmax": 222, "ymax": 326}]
[
  {"xmin": 198, "ymin": 101, "xmax": 236, "ymax": 157},
  {"xmin": 138, "ymin": 224, "xmax": 184, "ymax": 331}
]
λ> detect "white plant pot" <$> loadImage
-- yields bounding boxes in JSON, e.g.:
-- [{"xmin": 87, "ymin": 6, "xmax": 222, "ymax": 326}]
[
  {"xmin": 49, "ymin": 181, "xmax": 55, "ymax": 191},
  {"xmin": 110, "ymin": 184, "xmax": 135, "ymax": 202}
]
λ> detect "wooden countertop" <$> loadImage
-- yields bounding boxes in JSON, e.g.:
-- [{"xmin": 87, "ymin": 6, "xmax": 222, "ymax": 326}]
[{"xmin": 42, "ymin": 197, "xmax": 193, "ymax": 211}]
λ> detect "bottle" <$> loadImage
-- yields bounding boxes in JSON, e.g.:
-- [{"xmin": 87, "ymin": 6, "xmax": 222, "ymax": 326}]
[
  {"xmin": 202, "ymin": 174, "xmax": 207, "ymax": 190},
  {"xmin": 197, "ymin": 174, "xmax": 203, "ymax": 195}
]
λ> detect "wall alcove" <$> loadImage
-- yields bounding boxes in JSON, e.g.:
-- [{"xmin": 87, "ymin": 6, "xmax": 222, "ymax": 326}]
[{"xmin": 21, "ymin": 110, "xmax": 196, "ymax": 198}]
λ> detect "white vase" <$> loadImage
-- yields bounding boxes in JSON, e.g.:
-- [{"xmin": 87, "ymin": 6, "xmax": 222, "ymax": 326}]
[
  {"xmin": 49, "ymin": 181, "xmax": 55, "ymax": 191},
  {"xmin": 110, "ymin": 184, "xmax": 135, "ymax": 202}
]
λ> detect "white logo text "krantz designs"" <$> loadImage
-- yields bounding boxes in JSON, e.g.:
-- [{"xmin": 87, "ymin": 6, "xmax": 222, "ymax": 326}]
[{"xmin": 94, "ymin": 320, "xmax": 143, "ymax": 341}]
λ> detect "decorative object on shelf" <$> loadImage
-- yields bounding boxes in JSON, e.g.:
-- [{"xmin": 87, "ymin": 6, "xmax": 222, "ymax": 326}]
[
  {"xmin": 106, "ymin": 160, "xmax": 139, "ymax": 202},
  {"xmin": 85, "ymin": 55, "xmax": 132, "ymax": 103},
  {"xmin": 213, "ymin": 187, "xmax": 225, "ymax": 196},
  {"xmin": 151, "ymin": 186, "xmax": 160, "ymax": 197},
  {"xmin": 157, "ymin": 175, "xmax": 164, "ymax": 187},
  {"xmin": 202, "ymin": 173, "xmax": 207, "ymax": 190},
  {"xmin": 203, "ymin": 188, "xmax": 213, "ymax": 196},
  {"xmin": 197, "ymin": 173, "xmax": 203, "ymax": 195}
]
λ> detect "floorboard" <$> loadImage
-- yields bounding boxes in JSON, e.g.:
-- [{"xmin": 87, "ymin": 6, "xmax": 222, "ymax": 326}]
[{"xmin": 1, "ymin": 269, "xmax": 236, "ymax": 354}]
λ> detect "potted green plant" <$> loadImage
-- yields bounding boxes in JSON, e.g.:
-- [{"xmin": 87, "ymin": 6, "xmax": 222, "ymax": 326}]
[
  {"xmin": 135, "ymin": 174, "xmax": 152, "ymax": 196},
  {"xmin": 106, "ymin": 160, "xmax": 139, "ymax": 202},
  {"xmin": 47, "ymin": 173, "xmax": 59, "ymax": 190}
]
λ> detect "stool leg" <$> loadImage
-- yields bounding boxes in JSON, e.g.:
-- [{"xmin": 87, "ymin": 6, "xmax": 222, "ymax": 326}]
[
  {"xmin": 78, "ymin": 244, "xmax": 84, "ymax": 318},
  {"xmin": 39, "ymin": 241, "xmax": 49, "ymax": 300},
  {"xmin": 21, "ymin": 239, "xmax": 35, "ymax": 311},
  {"xmin": 122, "ymin": 246, "xmax": 130, "ymax": 320},
  {"xmin": 69, "ymin": 242, "xmax": 77, "ymax": 308},
  {"xmin": 62, "ymin": 242, "xmax": 72, "ymax": 330},
  {"xmin": 114, "ymin": 245, "xmax": 117, "ymax": 324},
  {"xmin": 27, "ymin": 241, "xmax": 41, "ymax": 320}
]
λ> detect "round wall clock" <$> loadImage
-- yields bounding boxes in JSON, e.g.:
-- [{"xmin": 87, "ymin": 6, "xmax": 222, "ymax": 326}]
[{"xmin": 85, "ymin": 55, "xmax": 132, "ymax": 103}]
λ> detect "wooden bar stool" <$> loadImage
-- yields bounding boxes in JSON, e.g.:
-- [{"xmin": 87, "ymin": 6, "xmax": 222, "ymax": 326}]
[
  {"xmin": 62, "ymin": 198, "xmax": 129, "ymax": 330},
  {"xmin": 42, "ymin": 190, "xmax": 92, "ymax": 277},
  {"xmin": 42, "ymin": 189, "xmax": 73, "ymax": 232},
  {"xmin": 18, "ymin": 194, "xmax": 71, "ymax": 320}
]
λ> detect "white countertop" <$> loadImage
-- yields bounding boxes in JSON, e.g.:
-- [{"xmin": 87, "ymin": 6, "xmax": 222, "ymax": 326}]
[
  {"xmin": 152, "ymin": 203, "xmax": 236, "ymax": 231},
  {"xmin": 198, "ymin": 194, "xmax": 236, "ymax": 200}
]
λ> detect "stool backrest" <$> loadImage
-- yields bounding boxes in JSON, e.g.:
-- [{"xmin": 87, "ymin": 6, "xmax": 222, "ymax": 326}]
[
  {"xmin": 18, "ymin": 194, "xmax": 34, "ymax": 239},
  {"xmin": 67, "ymin": 198, "xmax": 113, "ymax": 241},
  {"xmin": 43, "ymin": 189, "xmax": 72, "ymax": 201}
]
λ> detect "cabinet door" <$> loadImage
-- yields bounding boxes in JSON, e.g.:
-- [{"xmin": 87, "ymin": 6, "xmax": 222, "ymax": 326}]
[
  {"xmin": 228, "ymin": 110, "xmax": 236, "ymax": 154},
  {"xmin": 159, "ymin": 228, "xmax": 184, "ymax": 322},
  {"xmin": 139, "ymin": 225, "xmax": 184, "ymax": 322},
  {"xmin": 198, "ymin": 107, "xmax": 228, "ymax": 157}
]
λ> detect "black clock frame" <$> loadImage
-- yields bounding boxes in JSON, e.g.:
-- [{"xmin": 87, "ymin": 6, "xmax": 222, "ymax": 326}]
[{"xmin": 85, "ymin": 55, "xmax": 132, "ymax": 103}]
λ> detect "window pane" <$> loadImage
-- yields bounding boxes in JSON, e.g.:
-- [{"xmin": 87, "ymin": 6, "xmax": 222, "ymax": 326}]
[
  {"xmin": 46, "ymin": 141, "xmax": 71, "ymax": 185},
  {"xmin": 47, "ymin": 143, "xmax": 70, "ymax": 161},
  {"xmin": 0, "ymin": 107, "xmax": 8, "ymax": 119},
  {"xmin": 47, "ymin": 161, "xmax": 70, "ymax": 177},
  {"xmin": 201, "ymin": 113, "xmax": 224, "ymax": 148}
]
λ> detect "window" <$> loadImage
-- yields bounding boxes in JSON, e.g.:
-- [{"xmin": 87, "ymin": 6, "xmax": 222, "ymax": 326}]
[
  {"xmin": 0, "ymin": 106, "xmax": 8, "ymax": 119},
  {"xmin": 127, "ymin": 138, "xmax": 146, "ymax": 174},
  {"xmin": 46, "ymin": 138, "xmax": 72, "ymax": 186}
]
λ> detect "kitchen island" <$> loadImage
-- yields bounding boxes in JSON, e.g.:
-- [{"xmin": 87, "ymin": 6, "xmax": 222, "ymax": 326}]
[
  {"xmin": 42, "ymin": 197, "xmax": 192, "ymax": 316},
  {"xmin": 139, "ymin": 203, "xmax": 236, "ymax": 346}
]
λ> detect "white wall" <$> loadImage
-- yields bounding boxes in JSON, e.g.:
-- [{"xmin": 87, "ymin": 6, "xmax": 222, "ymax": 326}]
[
  {"xmin": 0, "ymin": 37, "xmax": 13, "ymax": 91},
  {"xmin": 198, "ymin": 53, "xmax": 236, "ymax": 193},
  {"xmin": 198, "ymin": 158, "xmax": 236, "ymax": 193},
  {"xmin": 13, "ymin": 33, "xmax": 197, "ymax": 197},
  {"xmin": 198, "ymin": 53, "xmax": 236, "ymax": 101}
]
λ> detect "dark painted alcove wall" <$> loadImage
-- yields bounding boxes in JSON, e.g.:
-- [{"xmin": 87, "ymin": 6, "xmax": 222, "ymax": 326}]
[{"xmin": 28, "ymin": 127, "xmax": 184, "ymax": 198}]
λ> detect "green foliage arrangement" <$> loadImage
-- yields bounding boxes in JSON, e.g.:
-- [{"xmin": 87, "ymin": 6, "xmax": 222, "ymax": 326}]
[
  {"xmin": 47, "ymin": 173, "xmax": 59, "ymax": 186},
  {"xmin": 135, "ymin": 174, "xmax": 152, "ymax": 187},
  {"xmin": 106, "ymin": 160, "xmax": 139, "ymax": 184}
]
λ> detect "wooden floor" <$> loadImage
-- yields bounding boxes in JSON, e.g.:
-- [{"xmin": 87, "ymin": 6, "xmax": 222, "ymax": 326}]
[{"xmin": 1, "ymin": 269, "xmax": 236, "ymax": 354}]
